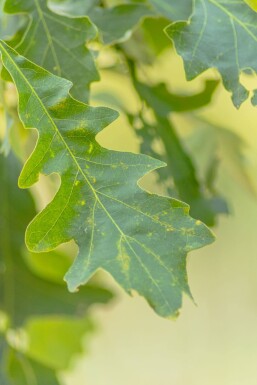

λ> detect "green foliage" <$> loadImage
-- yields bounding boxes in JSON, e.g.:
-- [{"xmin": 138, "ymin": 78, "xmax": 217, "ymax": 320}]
[
  {"xmin": 0, "ymin": 0, "xmax": 25, "ymax": 41},
  {"xmin": 4, "ymin": 349, "xmax": 60, "ymax": 385},
  {"xmin": 49, "ymin": 0, "xmax": 154, "ymax": 44},
  {"xmin": 147, "ymin": 0, "xmax": 192, "ymax": 20},
  {"xmin": 166, "ymin": 0, "xmax": 257, "ymax": 107},
  {"xmin": 0, "ymin": 152, "xmax": 112, "ymax": 382},
  {"xmin": 126, "ymin": 58, "xmax": 227, "ymax": 225},
  {"xmin": 0, "ymin": 0, "xmax": 256, "ymax": 381},
  {"xmin": 4, "ymin": 0, "xmax": 99, "ymax": 101},
  {"xmin": 0, "ymin": 40, "xmax": 214, "ymax": 318}
]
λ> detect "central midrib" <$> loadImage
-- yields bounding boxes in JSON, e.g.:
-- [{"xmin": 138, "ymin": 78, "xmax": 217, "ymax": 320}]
[
  {"xmin": 34, "ymin": 0, "xmax": 61, "ymax": 75},
  {"xmin": 0, "ymin": 41, "xmax": 126, "ymax": 240},
  {"xmin": 0, "ymin": 41, "xmax": 175, "ymax": 308},
  {"xmin": 209, "ymin": 0, "xmax": 257, "ymax": 44}
]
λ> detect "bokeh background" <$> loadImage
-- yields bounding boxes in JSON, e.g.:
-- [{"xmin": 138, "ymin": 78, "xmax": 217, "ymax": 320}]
[{"xmin": 58, "ymin": 49, "xmax": 257, "ymax": 385}]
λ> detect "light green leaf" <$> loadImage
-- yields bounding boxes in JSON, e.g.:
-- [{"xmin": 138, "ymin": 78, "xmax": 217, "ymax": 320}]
[
  {"xmin": 0, "ymin": 0, "xmax": 25, "ymax": 41},
  {"xmin": 25, "ymin": 250, "xmax": 74, "ymax": 284},
  {"xmin": 0, "ymin": 152, "xmax": 113, "ymax": 327},
  {"xmin": 0, "ymin": 114, "xmax": 12, "ymax": 156},
  {"xmin": 3, "ymin": 0, "xmax": 99, "ymax": 101},
  {"xmin": 141, "ymin": 17, "xmax": 172, "ymax": 55},
  {"xmin": 1, "ymin": 337, "xmax": 61, "ymax": 385},
  {"xmin": 25, "ymin": 317, "xmax": 93, "ymax": 370},
  {"xmin": 0, "ymin": 41, "xmax": 215, "ymax": 318},
  {"xmin": 49, "ymin": 0, "xmax": 100, "ymax": 15},
  {"xmin": 166, "ymin": 0, "xmax": 257, "ymax": 108},
  {"xmin": 7, "ymin": 349, "xmax": 60, "ymax": 385},
  {"xmin": 186, "ymin": 116, "xmax": 256, "ymax": 197}
]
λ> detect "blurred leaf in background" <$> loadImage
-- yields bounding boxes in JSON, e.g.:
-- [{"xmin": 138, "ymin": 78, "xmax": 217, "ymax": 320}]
[{"xmin": 0, "ymin": 0, "xmax": 25, "ymax": 41}]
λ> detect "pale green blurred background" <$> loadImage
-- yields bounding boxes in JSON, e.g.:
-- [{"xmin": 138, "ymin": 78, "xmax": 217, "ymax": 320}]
[{"xmin": 58, "ymin": 50, "xmax": 257, "ymax": 385}]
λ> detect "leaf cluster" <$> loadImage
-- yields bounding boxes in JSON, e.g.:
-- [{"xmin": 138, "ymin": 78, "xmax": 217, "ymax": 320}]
[{"xmin": 0, "ymin": 0, "xmax": 256, "ymax": 382}]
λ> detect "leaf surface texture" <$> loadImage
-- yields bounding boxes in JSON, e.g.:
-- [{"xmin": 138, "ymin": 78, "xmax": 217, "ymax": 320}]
[
  {"xmin": 4, "ymin": 0, "xmax": 99, "ymax": 101},
  {"xmin": 166, "ymin": 0, "xmax": 257, "ymax": 107},
  {"xmin": 0, "ymin": 41, "xmax": 215, "ymax": 318}
]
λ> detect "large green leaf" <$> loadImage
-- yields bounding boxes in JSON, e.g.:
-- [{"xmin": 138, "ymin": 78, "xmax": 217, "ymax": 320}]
[
  {"xmin": 3, "ymin": 0, "xmax": 99, "ymax": 101},
  {"xmin": 0, "ymin": 152, "xmax": 113, "ymax": 327},
  {"xmin": 0, "ymin": 41, "xmax": 215, "ymax": 318},
  {"xmin": 49, "ymin": 0, "xmax": 153, "ymax": 45},
  {"xmin": 166, "ymin": 0, "xmax": 257, "ymax": 108}
]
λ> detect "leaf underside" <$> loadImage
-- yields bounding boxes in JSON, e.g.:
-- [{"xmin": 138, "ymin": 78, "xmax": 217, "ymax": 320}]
[{"xmin": 0, "ymin": 40, "xmax": 215, "ymax": 318}]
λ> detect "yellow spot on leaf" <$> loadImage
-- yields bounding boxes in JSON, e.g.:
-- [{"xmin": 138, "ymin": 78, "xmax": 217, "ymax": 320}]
[{"xmin": 88, "ymin": 143, "xmax": 93, "ymax": 154}]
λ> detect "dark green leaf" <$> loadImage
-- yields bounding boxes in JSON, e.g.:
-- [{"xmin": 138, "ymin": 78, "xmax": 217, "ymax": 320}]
[
  {"xmin": 4, "ymin": 0, "xmax": 99, "ymax": 101},
  {"xmin": 132, "ymin": 78, "xmax": 219, "ymax": 117},
  {"xmin": 136, "ymin": 117, "xmax": 228, "ymax": 226},
  {"xmin": 0, "ymin": 336, "xmax": 11, "ymax": 385},
  {"xmin": 0, "ymin": 41, "xmax": 215, "ymax": 318},
  {"xmin": 88, "ymin": 4, "xmax": 154, "ymax": 45},
  {"xmin": 166, "ymin": 0, "xmax": 257, "ymax": 107},
  {"xmin": 126, "ymin": 59, "xmax": 226, "ymax": 225}
]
